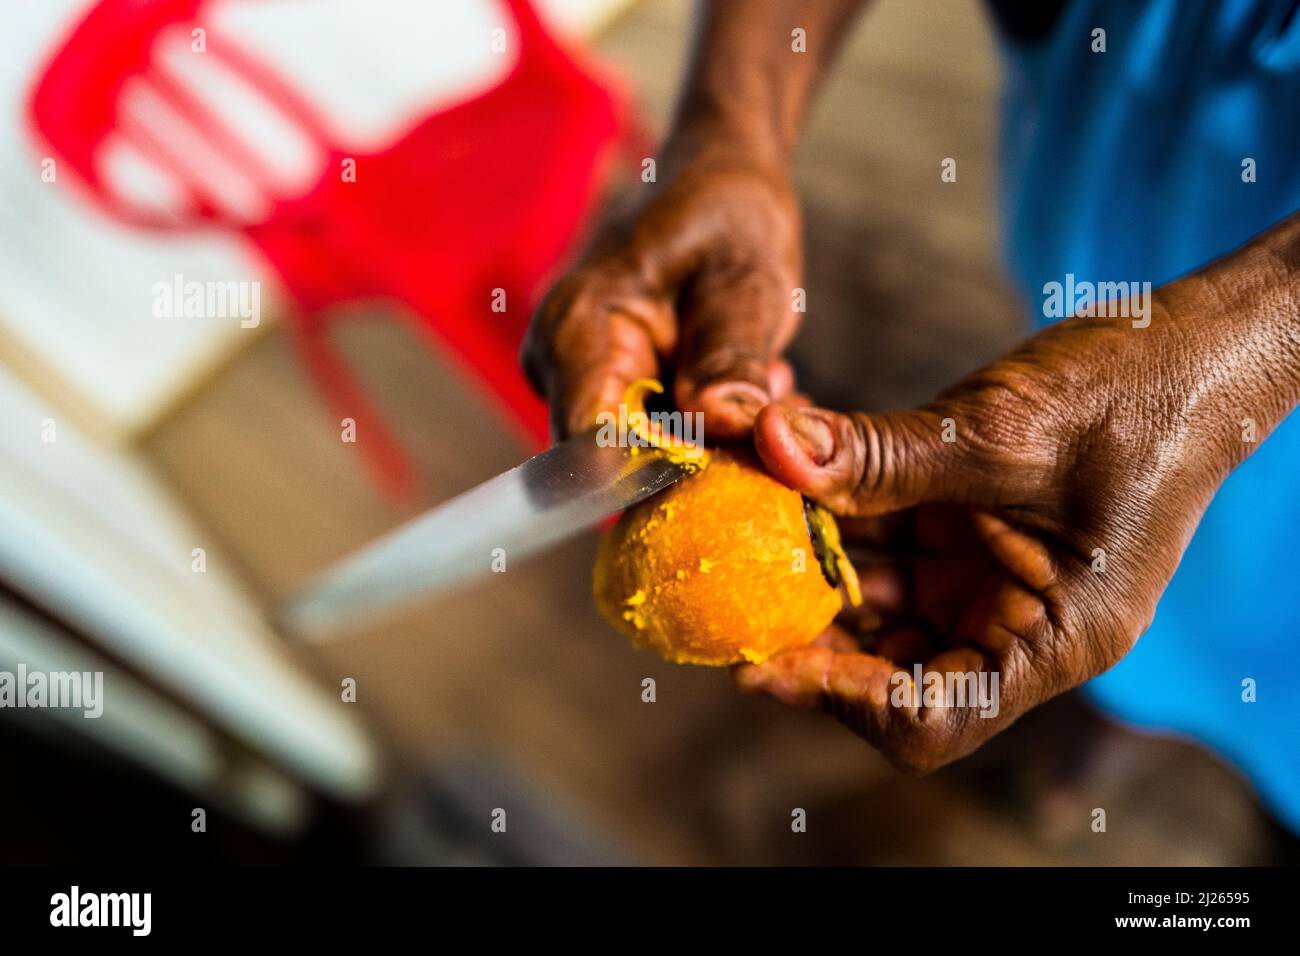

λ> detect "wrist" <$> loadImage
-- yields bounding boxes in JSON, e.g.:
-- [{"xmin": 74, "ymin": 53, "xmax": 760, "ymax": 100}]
[
  {"xmin": 661, "ymin": 91, "xmax": 790, "ymax": 175},
  {"xmin": 663, "ymin": 2, "xmax": 827, "ymax": 172},
  {"xmin": 1157, "ymin": 218, "xmax": 1300, "ymax": 480}
]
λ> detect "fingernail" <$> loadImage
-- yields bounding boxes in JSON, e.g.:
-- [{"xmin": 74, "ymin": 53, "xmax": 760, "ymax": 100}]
[
  {"xmin": 783, "ymin": 407, "xmax": 834, "ymax": 465},
  {"xmin": 710, "ymin": 383, "xmax": 767, "ymax": 421}
]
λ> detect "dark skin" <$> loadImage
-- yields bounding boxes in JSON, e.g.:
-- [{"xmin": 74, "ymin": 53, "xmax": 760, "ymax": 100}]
[
  {"xmin": 522, "ymin": 0, "xmax": 861, "ymax": 440},
  {"xmin": 523, "ymin": 0, "xmax": 1300, "ymax": 770}
]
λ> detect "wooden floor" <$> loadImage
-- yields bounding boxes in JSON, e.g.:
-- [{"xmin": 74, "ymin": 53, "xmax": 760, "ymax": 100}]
[{"xmin": 142, "ymin": 0, "xmax": 1288, "ymax": 864}]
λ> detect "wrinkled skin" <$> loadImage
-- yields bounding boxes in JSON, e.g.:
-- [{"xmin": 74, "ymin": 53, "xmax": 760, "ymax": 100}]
[
  {"xmin": 520, "ymin": 0, "xmax": 865, "ymax": 441},
  {"xmin": 531, "ymin": 195, "xmax": 1300, "ymax": 770},
  {"xmin": 734, "ymin": 277, "xmax": 1279, "ymax": 771},
  {"xmin": 523, "ymin": 0, "xmax": 1300, "ymax": 771},
  {"xmin": 521, "ymin": 140, "xmax": 803, "ymax": 442}
]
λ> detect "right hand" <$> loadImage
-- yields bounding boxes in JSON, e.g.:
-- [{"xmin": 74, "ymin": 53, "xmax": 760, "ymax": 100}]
[{"xmin": 521, "ymin": 140, "xmax": 804, "ymax": 441}]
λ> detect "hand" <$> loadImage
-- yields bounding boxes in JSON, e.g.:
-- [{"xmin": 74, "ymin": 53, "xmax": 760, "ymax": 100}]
[
  {"xmin": 521, "ymin": 136, "xmax": 803, "ymax": 441},
  {"xmin": 734, "ymin": 273, "xmax": 1297, "ymax": 771},
  {"xmin": 522, "ymin": 0, "xmax": 876, "ymax": 441}
]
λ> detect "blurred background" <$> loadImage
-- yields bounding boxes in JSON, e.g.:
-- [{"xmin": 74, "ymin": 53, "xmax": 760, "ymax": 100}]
[{"xmin": 2, "ymin": 0, "xmax": 1295, "ymax": 865}]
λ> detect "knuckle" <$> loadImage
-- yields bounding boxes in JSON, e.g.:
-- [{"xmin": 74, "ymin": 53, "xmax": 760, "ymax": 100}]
[
  {"xmin": 879, "ymin": 697, "xmax": 1000, "ymax": 773},
  {"xmin": 877, "ymin": 707, "xmax": 962, "ymax": 775},
  {"xmin": 533, "ymin": 269, "xmax": 623, "ymax": 348},
  {"xmin": 680, "ymin": 342, "xmax": 769, "ymax": 386},
  {"xmin": 1062, "ymin": 583, "xmax": 1151, "ymax": 682},
  {"xmin": 847, "ymin": 409, "xmax": 947, "ymax": 507},
  {"xmin": 883, "ymin": 736, "xmax": 950, "ymax": 775},
  {"xmin": 949, "ymin": 368, "xmax": 1046, "ymax": 459},
  {"xmin": 851, "ymin": 413, "xmax": 890, "ymax": 503},
  {"xmin": 521, "ymin": 271, "xmax": 615, "ymax": 393}
]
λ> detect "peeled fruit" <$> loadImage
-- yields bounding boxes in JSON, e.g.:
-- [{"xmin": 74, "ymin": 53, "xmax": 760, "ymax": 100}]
[{"xmin": 593, "ymin": 447, "xmax": 860, "ymax": 666}]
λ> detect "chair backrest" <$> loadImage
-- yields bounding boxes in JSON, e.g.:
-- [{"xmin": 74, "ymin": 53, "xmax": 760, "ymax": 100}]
[{"xmin": 28, "ymin": 0, "xmax": 636, "ymax": 495}]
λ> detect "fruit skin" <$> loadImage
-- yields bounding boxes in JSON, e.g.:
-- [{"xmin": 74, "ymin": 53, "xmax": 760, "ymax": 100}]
[{"xmin": 593, "ymin": 449, "xmax": 843, "ymax": 666}]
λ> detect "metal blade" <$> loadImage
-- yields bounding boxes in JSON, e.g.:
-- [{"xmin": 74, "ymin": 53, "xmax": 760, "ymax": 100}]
[{"xmin": 282, "ymin": 433, "xmax": 690, "ymax": 639}]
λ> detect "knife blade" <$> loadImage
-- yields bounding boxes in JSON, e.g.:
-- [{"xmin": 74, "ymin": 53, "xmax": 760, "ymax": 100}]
[{"xmin": 282, "ymin": 432, "xmax": 691, "ymax": 639}]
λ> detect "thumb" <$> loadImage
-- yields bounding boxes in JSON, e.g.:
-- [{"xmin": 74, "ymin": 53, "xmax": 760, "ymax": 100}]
[{"xmin": 753, "ymin": 403, "xmax": 989, "ymax": 515}]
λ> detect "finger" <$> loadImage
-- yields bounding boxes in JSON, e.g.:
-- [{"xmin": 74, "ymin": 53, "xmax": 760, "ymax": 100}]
[
  {"xmin": 768, "ymin": 359, "xmax": 797, "ymax": 402},
  {"xmin": 971, "ymin": 511, "xmax": 1058, "ymax": 592},
  {"xmin": 854, "ymin": 563, "xmax": 909, "ymax": 616},
  {"xmin": 953, "ymin": 574, "xmax": 1051, "ymax": 659},
  {"xmin": 673, "ymin": 271, "xmax": 800, "ymax": 441},
  {"xmin": 730, "ymin": 626, "xmax": 859, "ymax": 693},
  {"xmin": 733, "ymin": 644, "xmax": 901, "ymax": 713},
  {"xmin": 835, "ymin": 512, "xmax": 912, "ymax": 550},
  {"xmin": 832, "ymin": 645, "xmax": 1004, "ymax": 771},
  {"xmin": 851, "ymin": 646, "xmax": 999, "ymax": 771},
  {"xmin": 859, "ymin": 642, "xmax": 1060, "ymax": 772},
  {"xmin": 831, "ymin": 565, "xmax": 908, "ymax": 636},
  {"xmin": 813, "ymin": 624, "xmax": 860, "ymax": 653},
  {"xmin": 753, "ymin": 403, "xmax": 999, "ymax": 516},
  {"xmin": 836, "ymin": 603, "xmax": 884, "ymax": 635},
  {"xmin": 521, "ymin": 267, "xmax": 675, "ymax": 440},
  {"xmin": 737, "ymin": 635, "xmax": 1043, "ymax": 772},
  {"xmin": 872, "ymin": 625, "xmax": 937, "ymax": 665}
]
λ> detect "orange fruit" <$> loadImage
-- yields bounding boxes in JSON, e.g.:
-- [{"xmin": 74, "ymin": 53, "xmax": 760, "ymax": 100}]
[{"xmin": 593, "ymin": 448, "xmax": 857, "ymax": 666}]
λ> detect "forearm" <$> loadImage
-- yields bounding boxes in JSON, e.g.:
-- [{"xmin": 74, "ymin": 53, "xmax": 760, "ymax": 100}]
[
  {"xmin": 665, "ymin": 0, "xmax": 871, "ymax": 166},
  {"xmin": 1158, "ymin": 211, "xmax": 1300, "ymax": 481}
]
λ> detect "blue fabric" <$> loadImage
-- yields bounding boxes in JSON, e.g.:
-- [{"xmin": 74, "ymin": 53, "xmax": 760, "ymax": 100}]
[{"xmin": 998, "ymin": 0, "xmax": 1300, "ymax": 831}]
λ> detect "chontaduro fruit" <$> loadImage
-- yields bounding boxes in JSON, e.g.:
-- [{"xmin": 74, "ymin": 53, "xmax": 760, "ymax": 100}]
[{"xmin": 592, "ymin": 389, "xmax": 860, "ymax": 666}]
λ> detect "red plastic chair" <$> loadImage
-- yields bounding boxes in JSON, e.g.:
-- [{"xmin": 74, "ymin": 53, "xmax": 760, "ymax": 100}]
[{"xmin": 29, "ymin": 0, "xmax": 643, "ymax": 498}]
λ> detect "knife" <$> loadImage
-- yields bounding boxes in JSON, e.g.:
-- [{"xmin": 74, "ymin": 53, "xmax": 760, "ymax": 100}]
[{"xmin": 281, "ymin": 432, "xmax": 691, "ymax": 640}]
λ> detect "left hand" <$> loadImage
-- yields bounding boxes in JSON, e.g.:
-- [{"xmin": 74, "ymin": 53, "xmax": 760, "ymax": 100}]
[{"xmin": 734, "ymin": 273, "xmax": 1294, "ymax": 770}]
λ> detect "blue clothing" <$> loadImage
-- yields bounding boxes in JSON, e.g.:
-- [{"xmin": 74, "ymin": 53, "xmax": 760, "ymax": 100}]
[{"xmin": 999, "ymin": 0, "xmax": 1300, "ymax": 829}]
